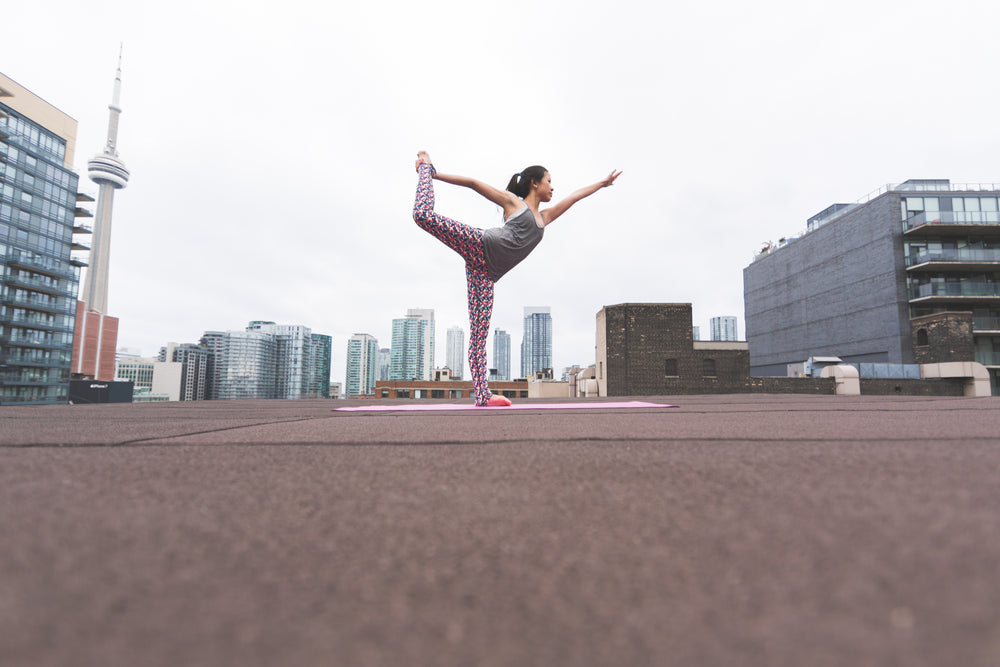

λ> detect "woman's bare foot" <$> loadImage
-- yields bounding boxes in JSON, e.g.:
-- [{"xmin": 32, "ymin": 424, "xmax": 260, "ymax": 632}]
[{"xmin": 415, "ymin": 150, "xmax": 432, "ymax": 172}]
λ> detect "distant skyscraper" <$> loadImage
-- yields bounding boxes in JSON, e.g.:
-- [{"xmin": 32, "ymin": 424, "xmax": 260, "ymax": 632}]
[
  {"xmin": 346, "ymin": 334, "xmax": 378, "ymax": 396},
  {"xmin": 692, "ymin": 326, "xmax": 701, "ymax": 341},
  {"xmin": 203, "ymin": 329, "xmax": 277, "ymax": 400},
  {"xmin": 493, "ymin": 329, "xmax": 511, "ymax": 381},
  {"xmin": 710, "ymin": 316, "xmax": 738, "ymax": 342},
  {"xmin": 446, "ymin": 326, "xmax": 464, "ymax": 378},
  {"xmin": 521, "ymin": 307, "xmax": 552, "ymax": 378},
  {"xmin": 1, "ymin": 73, "xmax": 89, "ymax": 403},
  {"xmin": 408, "ymin": 308, "xmax": 435, "ymax": 379},
  {"xmin": 74, "ymin": 52, "xmax": 130, "ymax": 381},
  {"xmin": 244, "ymin": 323, "xmax": 331, "ymax": 398},
  {"xmin": 377, "ymin": 347, "xmax": 391, "ymax": 381},
  {"xmin": 198, "ymin": 322, "xmax": 330, "ymax": 400},
  {"xmin": 307, "ymin": 333, "xmax": 332, "ymax": 398},
  {"xmin": 161, "ymin": 342, "xmax": 211, "ymax": 401},
  {"xmin": 391, "ymin": 309, "xmax": 434, "ymax": 380}
]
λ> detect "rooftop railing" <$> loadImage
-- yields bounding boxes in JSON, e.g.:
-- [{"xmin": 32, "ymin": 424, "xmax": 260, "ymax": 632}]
[
  {"xmin": 909, "ymin": 282, "xmax": 1000, "ymax": 299},
  {"xmin": 906, "ymin": 248, "xmax": 1000, "ymax": 266},
  {"xmin": 903, "ymin": 211, "xmax": 1000, "ymax": 231}
]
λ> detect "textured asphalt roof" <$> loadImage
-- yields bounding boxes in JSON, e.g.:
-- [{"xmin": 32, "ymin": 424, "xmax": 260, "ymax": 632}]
[{"xmin": 2, "ymin": 394, "xmax": 999, "ymax": 666}]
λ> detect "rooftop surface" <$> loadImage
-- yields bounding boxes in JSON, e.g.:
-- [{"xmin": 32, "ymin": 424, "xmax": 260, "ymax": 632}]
[{"xmin": 2, "ymin": 394, "xmax": 999, "ymax": 666}]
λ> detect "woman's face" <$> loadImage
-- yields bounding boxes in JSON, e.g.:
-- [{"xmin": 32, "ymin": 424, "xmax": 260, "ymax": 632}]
[{"xmin": 533, "ymin": 172, "xmax": 553, "ymax": 202}]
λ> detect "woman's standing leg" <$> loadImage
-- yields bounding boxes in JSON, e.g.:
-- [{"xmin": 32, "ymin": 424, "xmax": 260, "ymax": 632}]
[{"xmin": 466, "ymin": 264, "xmax": 495, "ymax": 406}]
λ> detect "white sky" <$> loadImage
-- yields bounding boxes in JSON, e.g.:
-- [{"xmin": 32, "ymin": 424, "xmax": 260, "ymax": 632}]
[{"xmin": 4, "ymin": 0, "xmax": 998, "ymax": 387}]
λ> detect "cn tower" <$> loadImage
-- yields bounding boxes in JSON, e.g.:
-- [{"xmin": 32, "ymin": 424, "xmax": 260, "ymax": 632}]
[
  {"xmin": 80, "ymin": 49, "xmax": 129, "ymax": 314},
  {"xmin": 72, "ymin": 51, "xmax": 129, "ymax": 381}
]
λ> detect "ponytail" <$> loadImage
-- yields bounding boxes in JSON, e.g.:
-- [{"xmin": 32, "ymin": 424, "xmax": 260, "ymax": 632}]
[{"xmin": 505, "ymin": 165, "xmax": 547, "ymax": 198}]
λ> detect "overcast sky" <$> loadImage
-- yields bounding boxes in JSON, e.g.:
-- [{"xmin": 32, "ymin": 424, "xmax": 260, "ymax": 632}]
[{"xmin": 4, "ymin": 0, "xmax": 998, "ymax": 387}]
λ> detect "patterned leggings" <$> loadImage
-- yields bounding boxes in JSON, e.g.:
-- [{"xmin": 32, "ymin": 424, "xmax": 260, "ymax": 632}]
[{"xmin": 413, "ymin": 163, "xmax": 495, "ymax": 405}]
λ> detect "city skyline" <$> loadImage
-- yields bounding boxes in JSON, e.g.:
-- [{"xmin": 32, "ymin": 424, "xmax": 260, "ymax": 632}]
[{"xmin": 4, "ymin": 1, "xmax": 998, "ymax": 393}]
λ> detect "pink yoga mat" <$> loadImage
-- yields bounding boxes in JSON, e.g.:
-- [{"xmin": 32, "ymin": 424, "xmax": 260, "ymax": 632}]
[{"xmin": 334, "ymin": 401, "xmax": 677, "ymax": 412}]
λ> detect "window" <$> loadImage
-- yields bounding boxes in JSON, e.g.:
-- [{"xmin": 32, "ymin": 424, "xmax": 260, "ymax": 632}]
[
  {"xmin": 665, "ymin": 359, "xmax": 678, "ymax": 376},
  {"xmin": 702, "ymin": 358, "xmax": 717, "ymax": 377},
  {"xmin": 916, "ymin": 329, "xmax": 929, "ymax": 346}
]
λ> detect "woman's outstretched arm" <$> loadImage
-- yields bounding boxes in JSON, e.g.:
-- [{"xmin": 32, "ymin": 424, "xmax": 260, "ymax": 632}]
[
  {"xmin": 541, "ymin": 170, "xmax": 622, "ymax": 226},
  {"xmin": 417, "ymin": 151, "xmax": 523, "ymax": 217},
  {"xmin": 434, "ymin": 172, "xmax": 523, "ymax": 213}
]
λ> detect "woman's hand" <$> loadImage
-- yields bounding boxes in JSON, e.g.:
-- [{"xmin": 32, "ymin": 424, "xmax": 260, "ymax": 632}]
[{"xmin": 601, "ymin": 170, "xmax": 623, "ymax": 188}]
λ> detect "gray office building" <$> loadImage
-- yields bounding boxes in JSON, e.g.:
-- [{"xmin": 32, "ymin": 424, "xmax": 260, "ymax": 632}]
[{"xmin": 744, "ymin": 179, "xmax": 1000, "ymax": 394}]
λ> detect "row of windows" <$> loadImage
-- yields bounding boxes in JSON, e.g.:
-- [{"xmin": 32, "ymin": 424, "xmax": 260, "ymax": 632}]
[
  {"xmin": 0, "ymin": 143, "xmax": 75, "ymax": 193},
  {"xmin": 0, "ymin": 384, "xmax": 69, "ymax": 403},
  {"xmin": 0, "ymin": 110, "xmax": 67, "ymax": 164},
  {"xmin": 1, "ymin": 286, "xmax": 65, "ymax": 310},
  {"xmin": 0, "ymin": 223, "xmax": 70, "ymax": 258},
  {"xmin": 904, "ymin": 196, "xmax": 1000, "ymax": 215},
  {"xmin": 2, "ymin": 163, "xmax": 78, "ymax": 209},
  {"xmin": 1, "ymin": 183, "xmax": 78, "ymax": 227},
  {"xmin": 0, "ymin": 324, "xmax": 74, "ymax": 347},
  {"xmin": 1, "ymin": 346, "xmax": 71, "ymax": 365},
  {"xmin": 1, "ymin": 204, "xmax": 74, "ymax": 243},
  {"xmin": 0, "ymin": 262, "xmax": 79, "ymax": 294}
]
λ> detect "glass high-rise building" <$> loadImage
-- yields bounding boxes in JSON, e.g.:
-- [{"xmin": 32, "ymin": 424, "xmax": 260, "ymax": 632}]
[
  {"xmin": 493, "ymin": 328, "xmax": 510, "ymax": 381},
  {"xmin": 521, "ymin": 307, "xmax": 552, "ymax": 378},
  {"xmin": 377, "ymin": 347, "xmax": 390, "ymax": 381},
  {"xmin": 446, "ymin": 325, "xmax": 464, "ymax": 379},
  {"xmin": 407, "ymin": 308, "xmax": 434, "ymax": 380},
  {"xmin": 249, "ymin": 321, "xmax": 311, "ymax": 399},
  {"xmin": 205, "ymin": 329, "xmax": 277, "ymax": 400},
  {"xmin": 390, "ymin": 309, "xmax": 434, "ymax": 381},
  {"xmin": 346, "ymin": 333, "xmax": 378, "ymax": 396},
  {"xmin": 307, "ymin": 333, "xmax": 332, "ymax": 398},
  {"xmin": 196, "ymin": 321, "xmax": 330, "ymax": 400},
  {"xmin": 1, "ymin": 73, "xmax": 91, "ymax": 404},
  {"xmin": 710, "ymin": 316, "xmax": 738, "ymax": 342}
]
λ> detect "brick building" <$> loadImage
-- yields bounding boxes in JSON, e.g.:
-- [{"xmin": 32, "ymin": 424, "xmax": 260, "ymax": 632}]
[{"xmin": 596, "ymin": 303, "xmax": 754, "ymax": 396}]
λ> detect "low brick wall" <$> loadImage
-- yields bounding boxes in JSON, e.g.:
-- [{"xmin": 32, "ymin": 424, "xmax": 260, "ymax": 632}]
[
  {"xmin": 748, "ymin": 377, "xmax": 837, "ymax": 394},
  {"xmin": 860, "ymin": 378, "xmax": 966, "ymax": 396}
]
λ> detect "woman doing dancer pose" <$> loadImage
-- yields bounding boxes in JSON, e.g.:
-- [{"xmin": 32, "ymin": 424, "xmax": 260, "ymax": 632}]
[{"xmin": 412, "ymin": 151, "xmax": 621, "ymax": 407}]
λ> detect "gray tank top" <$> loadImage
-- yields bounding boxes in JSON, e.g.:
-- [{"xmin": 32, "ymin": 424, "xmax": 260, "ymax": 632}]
[{"xmin": 482, "ymin": 206, "xmax": 545, "ymax": 282}]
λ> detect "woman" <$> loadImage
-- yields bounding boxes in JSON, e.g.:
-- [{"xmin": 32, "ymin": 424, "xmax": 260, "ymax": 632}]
[{"xmin": 412, "ymin": 150, "xmax": 621, "ymax": 407}]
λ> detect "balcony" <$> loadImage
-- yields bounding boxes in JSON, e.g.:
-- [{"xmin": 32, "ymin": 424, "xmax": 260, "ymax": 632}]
[
  {"xmin": 2, "ymin": 292, "xmax": 70, "ymax": 315},
  {"xmin": 1, "ymin": 273, "xmax": 77, "ymax": 298},
  {"xmin": 975, "ymin": 349, "xmax": 1000, "ymax": 367},
  {"xmin": 903, "ymin": 211, "xmax": 1000, "ymax": 235},
  {"xmin": 3, "ymin": 249, "xmax": 79, "ymax": 281},
  {"xmin": 909, "ymin": 282, "xmax": 1000, "ymax": 302},
  {"xmin": 0, "ymin": 313, "xmax": 75, "ymax": 333},
  {"xmin": 905, "ymin": 247, "xmax": 1000, "ymax": 271},
  {"xmin": 0, "ymin": 330, "xmax": 74, "ymax": 350},
  {"xmin": 974, "ymin": 317, "xmax": 1000, "ymax": 332}
]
